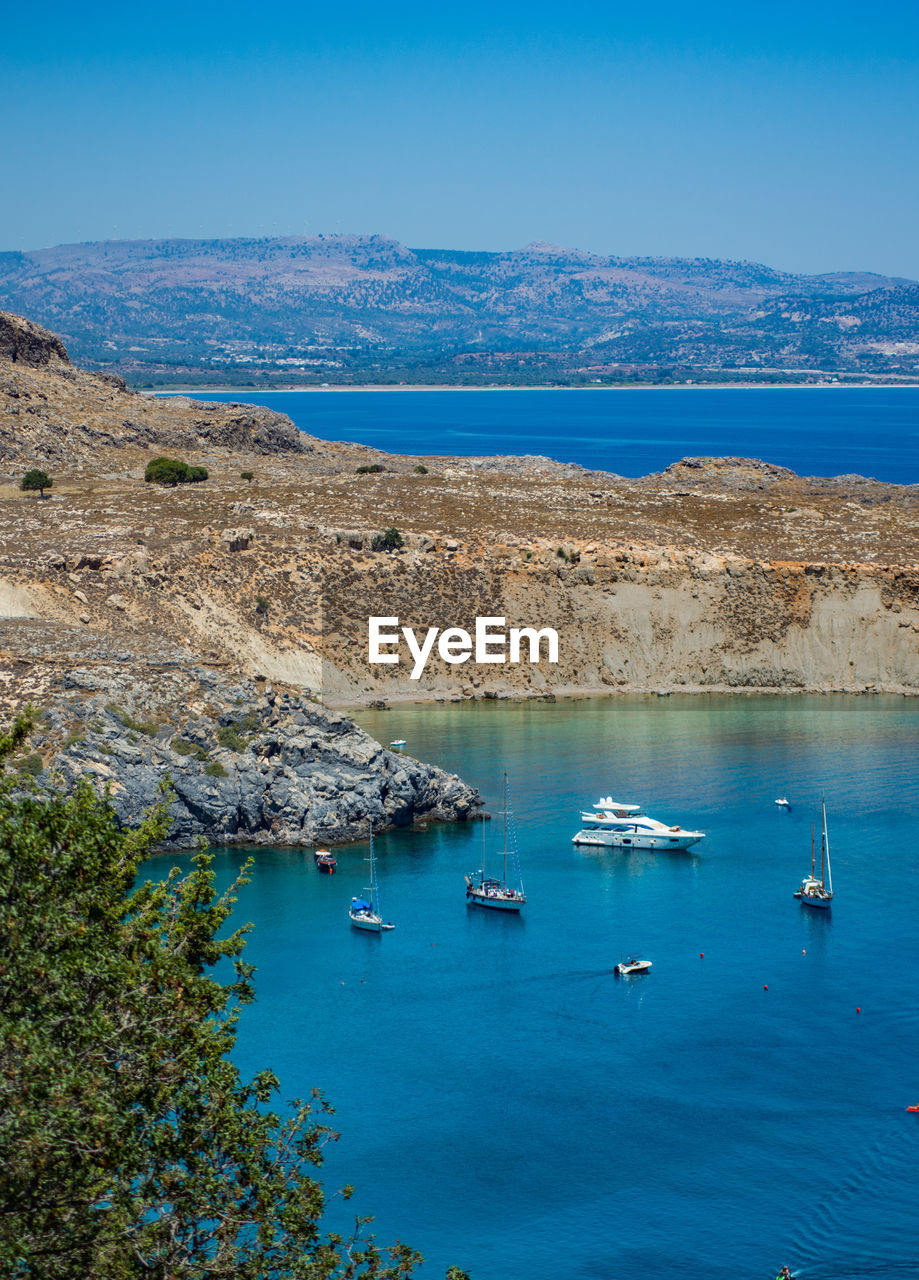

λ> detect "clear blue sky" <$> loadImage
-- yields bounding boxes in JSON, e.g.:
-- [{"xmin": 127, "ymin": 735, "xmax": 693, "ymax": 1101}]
[{"xmin": 3, "ymin": 0, "xmax": 918, "ymax": 278}]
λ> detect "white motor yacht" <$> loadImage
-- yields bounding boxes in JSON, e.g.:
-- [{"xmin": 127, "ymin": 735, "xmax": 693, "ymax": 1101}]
[{"xmin": 572, "ymin": 797, "xmax": 705, "ymax": 851}]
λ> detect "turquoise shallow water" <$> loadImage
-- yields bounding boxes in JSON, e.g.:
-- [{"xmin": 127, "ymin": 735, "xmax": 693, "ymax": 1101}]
[{"xmin": 149, "ymin": 695, "xmax": 919, "ymax": 1280}]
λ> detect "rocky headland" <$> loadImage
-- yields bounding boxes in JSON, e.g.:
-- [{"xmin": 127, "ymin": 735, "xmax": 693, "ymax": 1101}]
[{"xmin": 2, "ymin": 307, "xmax": 919, "ymax": 845}]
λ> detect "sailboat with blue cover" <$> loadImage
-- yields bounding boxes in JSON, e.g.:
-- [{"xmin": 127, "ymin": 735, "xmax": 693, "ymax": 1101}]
[
  {"xmin": 349, "ymin": 824, "xmax": 395, "ymax": 932},
  {"xmin": 465, "ymin": 773, "xmax": 526, "ymax": 912}
]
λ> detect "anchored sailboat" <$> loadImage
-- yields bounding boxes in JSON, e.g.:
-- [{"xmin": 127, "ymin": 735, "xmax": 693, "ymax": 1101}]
[
  {"xmin": 465, "ymin": 773, "xmax": 526, "ymax": 911},
  {"xmin": 794, "ymin": 800, "xmax": 834, "ymax": 909},
  {"xmin": 349, "ymin": 824, "xmax": 395, "ymax": 932}
]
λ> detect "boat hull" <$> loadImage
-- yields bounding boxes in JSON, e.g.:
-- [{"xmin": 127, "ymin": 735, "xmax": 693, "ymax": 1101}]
[
  {"xmin": 350, "ymin": 911, "xmax": 384, "ymax": 931},
  {"xmin": 467, "ymin": 889, "xmax": 524, "ymax": 911},
  {"xmin": 794, "ymin": 892, "xmax": 833, "ymax": 909},
  {"xmin": 572, "ymin": 828, "xmax": 704, "ymax": 851}
]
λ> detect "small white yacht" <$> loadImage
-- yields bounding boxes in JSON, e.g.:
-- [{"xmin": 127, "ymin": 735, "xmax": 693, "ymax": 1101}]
[
  {"xmin": 615, "ymin": 956, "xmax": 652, "ymax": 976},
  {"xmin": 572, "ymin": 797, "xmax": 705, "ymax": 851}
]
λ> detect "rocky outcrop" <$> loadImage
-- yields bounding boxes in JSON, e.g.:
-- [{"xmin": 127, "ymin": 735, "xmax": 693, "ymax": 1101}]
[
  {"xmin": 0, "ymin": 311, "xmax": 69, "ymax": 368},
  {"xmin": 30, "ymin": 674, "xmax": 479, "ymax": 849},
  {"xmin": 0, "ymin": 308, "xmax": 307, "ymax": 467}
]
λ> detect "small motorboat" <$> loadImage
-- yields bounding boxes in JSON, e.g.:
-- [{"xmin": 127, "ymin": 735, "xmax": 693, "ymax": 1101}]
[
  {"xmin": 907, "ymin": 1104, "xmax": 919, "ymax": 1112},
  {"xmin": 775, "ymin": 797, "xmax": 791, "ymax": 809},
  {"xmin": 315, "ymin": 849, "xmax": 337, "ymax": 874},
  {"xmin": 389, "ymin": 739, "xmax": 407, "ymax": 748},
  {"xmin": 615, "ymin": 956, "xmax": 652, "ymax": 976}
]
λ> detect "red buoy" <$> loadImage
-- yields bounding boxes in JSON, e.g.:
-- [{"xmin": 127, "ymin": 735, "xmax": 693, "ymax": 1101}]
[
  {"xmin": 764, "ymin": 984, "xmax": 769, "ymax": 990},
  {"xmin": 700, "ymin": 952, "xmax": 704, "ymax": 959}
]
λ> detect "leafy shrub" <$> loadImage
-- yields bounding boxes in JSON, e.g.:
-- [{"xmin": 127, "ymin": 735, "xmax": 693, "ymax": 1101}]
[
  {"xmin": 15, "ymin": 753, "xmax": 44, "ymax": 776},
  {"xmin": 216, "ymin": 726, "xmax": 249, "ymax": 753},
  {"xmin": 205, "ymin": 761, "xmax": 229, "ymax": 778},
  {"xmin": 413, "ymin": 464, "xmax": 429, "ymax": 475},
  {"xmin": 107, "ymin": 705, "xmax": 158, "ymax": 737},
  {"xmin": 371, "ymin": 527, "xmax": 405, "ymax": 552},
  {"xmin": 21, "ymin": 469, "xmax": 53, "ymax": 497},
  {"xmin": 63, "ymin": 731, "xmax": 84, "ymax": 749},
  {"xmin": 240, "ymin": 471, "xmax": 254, "ymax": 483},
  {"xmin": 355, "ymin": 463, "xmax": 385, "ymax": 475},
  {"xmin": 255, "ymin": 596, "xmax": 269, "ymax": 616},
  {"xmin": 171, "ymin": 738, "xmax": 208, "ymax": 762},
  {"xmin": 144, "ymin": 457, "xmax": 209, "ymax": 486}
]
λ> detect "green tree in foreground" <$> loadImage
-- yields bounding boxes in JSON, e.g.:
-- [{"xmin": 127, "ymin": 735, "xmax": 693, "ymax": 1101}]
[
  {"xmin": 20, "ymin": 469, "xmax": 53, "ymax": 498},
  {"xmin": 0, "ymin": 719, "xmax": 422, "ymax": 1280},
  {"xmin": 144, "ymin": 457, "xmax": 209, "ymax": 486}
]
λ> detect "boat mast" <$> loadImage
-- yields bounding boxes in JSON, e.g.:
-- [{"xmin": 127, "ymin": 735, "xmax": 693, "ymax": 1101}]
[
  {"xmin": 822, "ymin": 800, "xmax": 832, "ymax": 896},
  {"xmin": 503, "ymin": 771, "xmax": 508, "ymax": 887},
  {"xmin": 810, "ymin": 823, "xmax": 815, "ymax": 879},
  {"xmin": 369, "ymin": 822, "xmax": 378, "ymax": 914},
  {"xmin": 820, "ymin": 803, "xmax": 826, "ymax": 890}
]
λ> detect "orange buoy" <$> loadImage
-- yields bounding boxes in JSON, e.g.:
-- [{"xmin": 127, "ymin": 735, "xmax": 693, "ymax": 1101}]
[{"xmin": 802, "ymin": 949, "xmax": 806, "ymax": 955}]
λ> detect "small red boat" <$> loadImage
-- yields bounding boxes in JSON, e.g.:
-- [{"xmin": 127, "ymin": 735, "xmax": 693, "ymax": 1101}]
[
  {"xmin": 907, "ymin": 1105, "xmax": 919, "ymax": 1112},
  {"xmin": 315, "ymin": 849, "xmax": 337, "ymax": 874}
]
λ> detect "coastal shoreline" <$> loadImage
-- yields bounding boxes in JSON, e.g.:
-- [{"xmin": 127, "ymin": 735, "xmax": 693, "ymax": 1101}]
[{"xmin": 149, "ymin": 380, "xmax": 915, "ymax": 396}]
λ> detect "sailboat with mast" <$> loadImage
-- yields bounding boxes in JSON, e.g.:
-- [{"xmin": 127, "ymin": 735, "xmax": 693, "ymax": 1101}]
[
  {"xmin": 465, "ymin": 772, "xmax": 526, "ymax": 912},
  {"xmin": 349, "ymin": 823, "xmax": 395, "ymax": 932},
  {"xmin": 793, "ymin": 800, "xmax": 834, "ymax": 909}
]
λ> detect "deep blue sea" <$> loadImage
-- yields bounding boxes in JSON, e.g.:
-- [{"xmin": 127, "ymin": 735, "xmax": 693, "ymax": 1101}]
[
  {"xmin": 149, "ymin": 695, "xmax": 919, "ymax": 1280},
  {"xmin": 177, "ymin": 387, "xmax": 919, "ymax": 483}
]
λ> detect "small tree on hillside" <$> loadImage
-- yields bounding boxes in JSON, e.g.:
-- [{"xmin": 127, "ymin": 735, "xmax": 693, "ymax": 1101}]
[
  {"xmin": 144, "ymin": 457, "xmax": 209, "ymax": 486},
  {"xmin": 20, "ymin": 469, "xmax": 52, "ymax": 498},
  {"xmin": 371, "ymin": 528, "xmax": 405, "ymax": 553}
]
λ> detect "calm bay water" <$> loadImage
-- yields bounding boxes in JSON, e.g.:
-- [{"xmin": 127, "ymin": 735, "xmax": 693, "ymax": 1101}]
[
  {"xmin": 180, "ymin": 387, "xmax": 919, "ymax": 483},
  {"xmin": 150, "ymin": 695, "xmax": 919, "ymax": 1280}
]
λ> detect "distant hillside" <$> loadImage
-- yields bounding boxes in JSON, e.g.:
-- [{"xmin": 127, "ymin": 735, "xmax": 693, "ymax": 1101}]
[{"xmin": 0, "ymin": 235, "xmax": 916, "ymax": 386}]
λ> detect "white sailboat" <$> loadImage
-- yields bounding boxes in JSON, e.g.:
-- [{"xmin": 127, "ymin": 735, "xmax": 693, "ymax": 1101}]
[
  {"xmin": 465, "ymin": 773, "xmax": 526, "ymax": 911},
  {"xmin": 349, "ymin": 824, "xmax": 395, "ymax": 932},
  {"xmin": 793, "ymin": 801, "xmax": 833, "ymax": 909}
]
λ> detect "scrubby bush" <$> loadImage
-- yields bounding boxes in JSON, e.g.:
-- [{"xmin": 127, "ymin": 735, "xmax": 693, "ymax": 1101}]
[
  {"xmin": 204, "ymin": 761, "xmax": 229, "ymax": 778},
  {"xmin": 15, "ymin": 753, "xmax": 44, "ymax": 776},
  {"xmin": 21, "ymin": 469, "xmax": 52, "ymax": 498},
  {"xmin": 144, "ymin": 457, "xmax": 209, "ymax": 486},
  {"xmin": 413, "ymin": 464, "xmax": 429, "ymax": 475},
  {"xmin": 355, "ymin": 463, "xmax": 385, "ymax": 475},
  {"xmin": 240, "ymin": 471, "xmax": 254, "ymax": 483},
  {"xmin": 107, "ymin": 705, "xmax": 158, "ymax": 737},
  {"xmin": 217, "ymin": 726, "xmax": 249, "ymax": 753},
  {"xmin": 371, "ymin": 527, "xmax": 405, "ymax": 553},
  {"xmin": 171, "ymin": 738, "xmax": 208, "ymax": 762}
]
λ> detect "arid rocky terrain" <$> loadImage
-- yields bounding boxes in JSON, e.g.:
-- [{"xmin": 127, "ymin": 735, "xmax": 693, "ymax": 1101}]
[{"xmin": 2, "ymin": 306, "xmax": 919, "ymax": 834}]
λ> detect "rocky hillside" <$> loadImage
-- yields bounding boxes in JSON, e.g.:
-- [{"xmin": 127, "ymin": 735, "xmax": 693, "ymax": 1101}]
[
  {"xmin": 2, "ymin": 311, "xmax": 918, "ymax": 708},
  {"xmin": 0, "ymin": 309, "xmax": 307, "ymax": 470},
  {"xmin": 0, "ymin": 237, "xmax": 916, "ymax": 386},
  {"xmin": 12, "ymin": 659, "xmax": 477, "ymax": 849}
]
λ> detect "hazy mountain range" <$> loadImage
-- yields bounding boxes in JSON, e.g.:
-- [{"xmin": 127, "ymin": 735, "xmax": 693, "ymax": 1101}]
[{"xmin": 0, "ymin": 235, "xmax": 917, "ymax": 386}]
